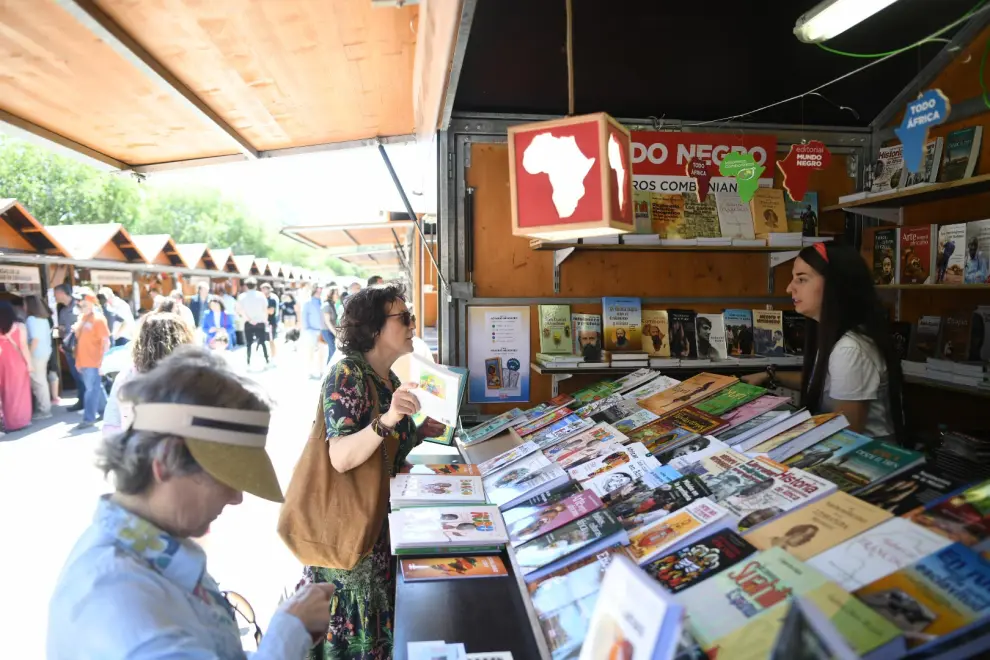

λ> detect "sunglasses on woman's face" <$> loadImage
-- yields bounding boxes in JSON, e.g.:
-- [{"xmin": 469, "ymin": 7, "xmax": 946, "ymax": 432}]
[
  {"xmin": 223, "ymin": 590, "xmax": 262, "ymax": 648},
  {"xmin": 386, "ymin": 311, "xmax": 416, "ymax": 327}
]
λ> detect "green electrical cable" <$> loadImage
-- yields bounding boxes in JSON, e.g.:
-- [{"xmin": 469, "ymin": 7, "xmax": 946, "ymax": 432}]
[
  {"xmin": 981, "ymin": 37, "xmax": 990, "ymax": 109},
  {"xmin": 815, "ymin": 0, "xmax": 988, "ymax": 59}
]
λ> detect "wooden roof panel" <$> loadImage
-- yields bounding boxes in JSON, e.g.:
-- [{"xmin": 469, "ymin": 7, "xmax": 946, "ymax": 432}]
[
  {"xmin": 174, "ymin": 243, "xmax": 217, "ymax": 271},
  {"xmin": 0, "ymin": 199, "xmax": 70, "ymax": 256}
]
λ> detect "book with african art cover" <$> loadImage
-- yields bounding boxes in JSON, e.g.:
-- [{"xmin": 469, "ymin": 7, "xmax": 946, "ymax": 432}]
[
  {"xmin": 645, "ymin": 529, "xmax": 756, "ymax": 594},
  {"xmin": 639, "ymin": 373, "xmax": 737, "ymax": 417},
  {"xmin": 400, "ymin": 555, "xmax": 508, "ymax": 582},
  {"xmin": 642, "ymin": 310, "xmax": 671, "ymax": 357}
]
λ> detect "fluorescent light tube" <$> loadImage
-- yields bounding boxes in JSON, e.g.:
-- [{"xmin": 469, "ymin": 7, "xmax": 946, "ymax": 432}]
[{"xmin": 794, "ymin": 0, "xmax": 903, "ymax": 43}]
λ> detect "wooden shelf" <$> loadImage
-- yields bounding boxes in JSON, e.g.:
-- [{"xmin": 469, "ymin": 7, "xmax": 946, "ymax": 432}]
[
  {"xmin": 876, "ymin": 284, "xmax": 990, "ymax": 290},
  {"xmin": 531, "ymin": 361, "xmax": 802, "ymax": 376},
  {"xmin": 823, "ymin": 173, "xmax": 990, "ymax": 212},
  {"xmin": 903, "ymin": 374, "xmax": 990, "ymax": 398},
  {"xmin": 529, "ymin": 242, "xmax": 800, "ymax": 253}
]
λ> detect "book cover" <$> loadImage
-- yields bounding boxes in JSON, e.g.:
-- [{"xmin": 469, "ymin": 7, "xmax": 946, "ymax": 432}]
[
  {"xmin": 683, "ymin": 193, "xmax": 721, "ymax": 238},
  {"xmin": 602, "ymin": 297, "xmax": 643, "ymax": 352},
  {"xmin": 939, "ymin": 310, "xmax": 973, "ymax": 361},
  {"xmin": 502, "ymin": 481, "xmax": 585, "ymax": 526},
  {"xmin": 964, "ymin": 218, "xmax": 990, "ymax": 284},
  {"xmin": 902, "ymin": 137, "xmax": 943, "ymax": 188},
  {"xmin": 724, "ymin": 309, "xmax": 755, "ymax": 356},
  {"xmin": 753, "ymin": 310, "xmax": 785, "ymax": 356},
  {"xmin": 461, "ymin": 408, "xmax": 524, "ymax": 446},
  {"xmin": 899, "ymin": 224, "xmax": 936, "ymax": 285},
  {"xmin": 640, "ymin": 372, "xmax": 737, "ymax": 416},
  {"xmin": 719, "ymin": 395, "xmax": 790, "ymax": 432},
  {"xmin": 487, "ymin": 462, "xmax": 569, "ymax": 510},
  {"xmin": 651, "ymin": 192, "xmax": 690, "ymax": 238},
  {"xmin": 400, "ymin": 464, "xmax": 481, "ymax": 476},
  {"xmin": 590, "ymin": 399, "xmax": 644, "ymax": 426},
  {"xmin": 528, "ymin": 544, "xmax": 630, "ymax": 616},
  {"xmin": 783, "ymin": 429, "xmax": 873, "ymax": 471},
  {"xmin": 508, "ymin": 490, "xmax": 604, "ymax": 546},
  {"xmin": 715, "ymin": 191, "xmax": 756, "ymax": 240},
  {"xmin": 537, "ymin": 592, "xmax": 600, "ymax": 659},
  {"xmin": 938, "ymin": 125, "xmax": 982, "ymax": 182},
  {"xmin": 580, "ymin": 554, "xmax": 684, "ymax": 660},
  {"xmin": 936, "ymin": 223, "xmax": 967, "ymax": 284},
  {"xmin": 750, "ymin": 188, "xmax": 788, "ymax": 239},
  {"xmin": 509, "ymin": 404, "xmax": 551, "ymax": 428},
  {"xmin": 583, "ymin": 456, "xmax": 663, "ymax": 498},
  {"xmin": 477, "ymin": 440, "xmax": 540, "ymax": 476},
  {"xmin": 407, "ymin": 354, "xmax": 466, "ymax": 428},
  {"xmin": 400, "ymin": 555, "xmax": 508, "ymax": 581},
  {"xmin": 641, "ymin": 309, "xmax": 671, "ymax": 357},
  {"xmin": 612, "ymin": 368, "xmax": 662, "ymax": 393},
  {"xmin": 576, "ymin": 394, "xmax": 626, "ymax": 421},
  {"xmin": 694, "ymin": 382, "xmax": 767, "ymax": 417},
  {"xmin": 872, "ymin": 228, "xmax": 898, "ymax": 285},
  {"xmin": 808, "ymin": 517, "xmax": 953, "ymax": 592},
  {"xmin": 390, "ymin": 474, "xmax": 487, "ymax": 506},
  {"xmin": 655, "ymin": 437, "xmax": 734, "ymax": 475},
  {"xmin": 721, "ymin": 465, "xmax": 838, "ymax": 532},
  {"xmin": 627, "ymin": 498, "xmax": 732, "ymax": 566},
  {"xmin": 703, "ymin": 456, "xmax": 785, "ymax": 501},
  {"xmin": 625, "ymin": 375, "xmax": 681, "ymax": 401},
  {"xmin": 870, "ymin": 145, "xmax": 904, "ymax": 194},
  {"xmin": 696, "ymin": 313, "xmax": 727, "ymax": 360},
  {"xmin": 571, "ymin": 380, "xmax": 622, "ymax": 405},
  {"xmin": 627, "ymin": 421, "xmax": 699, "ymax": 456},
  {"xmin": 908, "ymin": 315, "xmax": 942, "ymax": 361},
  {"xmin": 660, "ymin": 406, "xmax": 727, "ymax": 435},
  {"xmin": 668, "ymin": 309, "xmax": 698, "ymax": 359},
  {"xmin": 571, "ymin": 312, "xmax": 603, "ymax": 359},
  {"xmin": 482, "ymin": 452, "xmax": 552, "ymax": 492},
  {"xmin": 744, "ymin": 491, "xmax": 892, "ymax": 561},
  {"xmin": 539, "ymin": 304, "xmax": 573, "ymax": 354},
  {"xmin": 647, "ymin": 529, "xmax": 757, "ymax": 594},
  {"xmin": 516, "ymin": 407, "xmax": 574, "ymax": 438},
  {"xmin": 904, "ymin": 479, "xmax": 990, "ymax": 548},
  {"xmin": 389, "ymin": 506, "xmax": 508, "ymax": 550},
  {"xmin": 857, "ymin": 463, "xmax": 963, "ymax": 516},
  {"xmin": 855, "ymin": 543, "xmax": 990, "ymax": 651},
  {"xmin": 528, "ymin": 414, "xmax": 595, "ymax": 450},
  {"xmin": 784, "ymin": 191, "xmax": 819, "ymax": 237},
  {"xmin": 682, "ymin": 446, "xmax": 750, "ymax": 479},
  {"xmin": 782, "ymin": 312, "xmax": 805, "ymax": 355},
  {"xmin": 545, "ymin": 422, "xmax": 627, "ymax": 464},
  {"xmin": 515, "ymin": 509, "xmax": 625, "ymax": 576},
  {"xmin": 633, "ymin": 188, "xmax": 652, "ymax": 233},
  {"xmin": 748, "ymin": 413, "xmax": 848, "ymax": 462},
  {"xmin": 568, "ymin": 442, "xmax": 653, "ymax": 483},
  {"xmin": 612, "ymin": 408, "xmax": 661, "ymax": 436},
  {"xmin": 806, "ymin": 439, "xmax": 925, "ymax": 494},
  {"xmin": 600, "ymin": 465, "xmax": 685, "ymax": 508},
  {"xmin": 608, "ymin": 474, "xmax": 714, "ymax": 530},
  {"xmin": 678, "ymin": 547, "xmax": 829, "ymax": 648}
]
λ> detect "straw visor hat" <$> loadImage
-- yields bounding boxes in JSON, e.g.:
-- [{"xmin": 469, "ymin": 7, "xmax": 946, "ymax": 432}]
[{"xmin": 131, "ymin": 402, "xmax": 283, "ymax": 502}]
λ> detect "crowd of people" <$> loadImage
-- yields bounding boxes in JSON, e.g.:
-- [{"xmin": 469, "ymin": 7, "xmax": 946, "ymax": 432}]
[{"xmin": 0, "ymin": 275, "xmax": 385, "ymax": 437}]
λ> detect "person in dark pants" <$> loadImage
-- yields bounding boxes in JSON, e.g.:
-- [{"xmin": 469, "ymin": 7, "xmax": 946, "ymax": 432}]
[
  {"xmin": 237, "ymin": 278, "xmax": 270, "ymax": 369},
  {"xmin": 261, "ymin": 282, "xmax": 279, "ymax": 361},
  {"xmin": 321, "ymin": 286, "xmax": 340, "ymax": 364},
  {"xmin": 54, "ymin": 284, "xmax": 84, "ymax": 411}
]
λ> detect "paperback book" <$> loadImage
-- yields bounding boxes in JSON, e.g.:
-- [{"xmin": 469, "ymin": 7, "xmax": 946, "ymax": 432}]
[
  {"xmin": 747, "ymin": 413, "xmax": 849, "ymax": 463},
  {"xmin": 583, "ymin": 456, "xmax": 663, "ymax": 498},
  {"xmin": 508, "ymin": 404, "xmax": 551, "ymax": 429},
  {"xmin": 938, "ymin": 125, "xmax": 982, "ymax": 182},
  {"xmin": 750, "ymin": 188, "xmax": 788, "ymax": 238},
  {"xmin": 717, "ymin": 395, "xmax": 790, "ymax": 432},
  {"xmin": 646, "ymin": 529, "xmax": 757, "ymax": 594},
  {"xmin": 696, "ymin": 313, "xmax": 727, "ymax": 360},
  {"xmin": 507, "ymin": 490, "xmax": 604, "ymax": 546},
  {"xmin": 502, "ymin": 481, "xmax": 585, "ymax": 526},
  {"xmin": 389, "ymin": 505, "xmax": 509, "ymax": 554},
  {"xmin": 486, "ymin": 462, "xmax": 570, "ymax": 510},
  {"xmin": 654, "ymin": 437, "xmax": 734, "ymax": 475},
  {"xmin": 694, "ymin": 383, "xmax": 766, "ymax": 417},
  {"xmin": 716, "ymin": 410, "xmax": 791, "ymax": 445},
  {"xmin": 753, "ymin": 310, "xmax": 785, "ymax": 356},
  {"xmin": 856, "ymin": 463, "xmax": 963, "ymax": 516},
  {"xmin": 515, "ymin": 407, "xmax": 574, "ymax": 438},
  {"xmin": 668, "ymin": 309, "xmax": 698, "ymax": 359},
  {"xmin": 901, "ymin": 136, "xmax": 943, "ymax": 188},
  {"xmin": 515, "ymin": 509, "xmax": 629, "ymax": 582},
  {"xmin": 607, "ymin": 474, "xmax": 713, "ymax": 529},
  {"xmin": 461, "ymin": 408, "xmax": 524, "ymax": 446},
  {"xmin": 806, "ymin": 439, "xmax": 925, "ymax": 494},
  {"xmin": 624, "ymin": 375, "xmax": 681, "ymax": 400},
  {"xmin": 784, "ymin": 191, "xmax": 819, "ymax": 236},
  {"xmin": 390, "ymin": 474, "xmax": 487, "ymax": 508},
  {"xmin": 782, "ymin": 429, "xmax": 873, "ymax": 471},
  {"xmin": 656, "ymin": 406, "xmax": 727, "ymax": 436},
  {"xmin": 904, "ymin": 478, "xmax": 990, "ymax": 549},
  {"xmin": 744, "ymin": 491, "xmax": 892, "ymax": 561},
  {"xmin": 899, "ymin": 224, "xmax": 937, "ymax": 285},
  {"xmin": 965, "ymin": 218, "xmax": 990, "ymax": 284},
  {"xmin": 477, "ymin": 441, "xmax": 540, "ymax": 476},
  {"xmin": 482, "ymin": 452, "xmax": 553, "ymax": 492},
  {"xmin": 399, "ymin": 464, "xmax": 481, "ymax": 476},
  {"xmin": 602, "ymin": 297, "xmax": 642, "ymax": 352},
  {"xmin": 907, "ymin": 315, "xmax": 942, "ymax": 361},
  {"xmin": 870, "ymin": 144, "xmax": 904, "ymax": 194},
  {"xmin": 651, "ymin": 192, "xmax": 689, "ymax": 238},
  {"xmin": 575, "ymin": 393, "xmax": 624, "ymax": 419},
  {"xmin": 571, "ymin": 313, "xmax": 603, "ymax": 359},
  {"xmin": 400, "ymin": 555, "xmax": 508, "ymax": 582},
  {"xmin": 590, "ymin": 399, "xmax": 645, "ymax": 426},
  {"xmin": 642, "ymin": 310, "xmax": 671, "ymax": 357},
  {"xmin": 724, "ymin": 309, "xmax": 755, "ymax": 356},
  {"xmin": 640, "ymin": 373, "xmax": 737, "ymax": 416},
  {"xmin": 781, "ymin": 312, "xmax": 805, "ymax": 355},
  {"xmin": 528, "ymin": 414, "xmax": 595, "ymax": 450},
  {"xmin": 407, "ymin": 354, "xmax": 467, "ymax": 428},
  {"xmin": 568, "ymin": 442, "xmax": 653, "ymax": 483},
  {"xmin": 720, "ymin": 465, "xmax": 837, "ymax": 532},
  {"xmin": 626, "ymin": 422, "xmax": 699, "ymax": 456},
  {"xmin": 937, "ymin": 222, "xmax": 966, "ymax": 284},
  {"xmin": 539, "ymin": 304, "xmax": 573, "ymax": 354},
  {"xmin": 544, "ymin": 422, "xmax": 628, "ymax": 466},
  {"xmin": 873, "ymin": 228, "xmax": 898, "ymax": 285},
  {"xmin": 626, "ymin": 498, "xmax": 734, "ymax": 566},
  {"xmin": 612, "ymin": 368, "xmax": 663, "ymax": 394},
  {"xmin": 683, "ymin": 192, "xmax": 721, "ymax": 238},
  {"xmin": 715, "ymin": 191, "xmax": 756, "ymax": 240}
]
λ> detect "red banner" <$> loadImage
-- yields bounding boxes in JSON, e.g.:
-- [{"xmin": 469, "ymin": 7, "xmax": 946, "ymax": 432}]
[{"xmin": 631, "ymin": 131, "xmax": 777, "ymax": 177}]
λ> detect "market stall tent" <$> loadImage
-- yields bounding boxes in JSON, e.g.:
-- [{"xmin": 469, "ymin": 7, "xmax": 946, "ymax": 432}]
[
  {"xmin": 44, "ymin": 223, "xmax": 148, "ymax": 263},
  {"xmin": 130, "ymin": 234, "xmax": 187, "ymax": 268},
  {"xmin": 233, "ymin": 255, "xmax": 258, "ymax": 277},
  {"xmin": 0, "ymin": 199, "xmax": 70, "ymax": 257},
  {"xmin": 174, "ymin": 243, "xmax": 218, "ymax": 272}
]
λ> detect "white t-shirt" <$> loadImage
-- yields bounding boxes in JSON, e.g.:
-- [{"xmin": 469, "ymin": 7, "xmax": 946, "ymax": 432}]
[
  {"xmin": 237, "ymin": 290, "xmax": 269, "ymax": 324},
  {"xmin": 821, "ymin": 331, "xmax": 895, "ymax": 439}
]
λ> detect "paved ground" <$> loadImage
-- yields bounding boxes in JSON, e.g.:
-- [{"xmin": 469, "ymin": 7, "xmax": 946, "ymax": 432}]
[{"xmin": 0, "ymin": 340, "xmax": 451, "ymax": 658}]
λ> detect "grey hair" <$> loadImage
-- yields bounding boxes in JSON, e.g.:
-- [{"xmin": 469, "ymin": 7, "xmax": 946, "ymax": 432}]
[{"xmin": 97, "ymin": 346, "xmax": 271, "ymax": 494}]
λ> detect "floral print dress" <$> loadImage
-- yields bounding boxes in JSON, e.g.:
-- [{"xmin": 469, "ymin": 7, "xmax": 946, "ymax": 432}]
[{"xmin": 302, "ymin": 353, "xmax": 417, "ymax": 660}]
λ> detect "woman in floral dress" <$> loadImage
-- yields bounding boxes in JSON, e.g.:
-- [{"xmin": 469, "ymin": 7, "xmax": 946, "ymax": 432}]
[{"xmin": 300, "ymin": 284, "xmax": 444, "ymax": 660}]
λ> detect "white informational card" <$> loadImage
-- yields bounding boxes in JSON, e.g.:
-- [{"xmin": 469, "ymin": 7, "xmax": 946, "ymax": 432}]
[
  {"xmin": 467, "ymin": 306, "xmax": 531, "ymax": 403},
  {"xmin": 408, "ymin": 354, "xmax": 465, "ymax": 427}
]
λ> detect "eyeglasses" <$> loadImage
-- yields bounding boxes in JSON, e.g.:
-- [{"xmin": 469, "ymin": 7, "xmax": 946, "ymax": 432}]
[
  {"xmin": 386, "ymin": 311, "xmax": 416, "ymax": 327},
  {"xmin": 223, "ymin": 590, "xmax": 262, "ymax": 648}
]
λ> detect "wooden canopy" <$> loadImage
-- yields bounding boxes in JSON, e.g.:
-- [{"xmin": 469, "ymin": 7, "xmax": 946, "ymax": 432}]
[
  {"xmin": 130, "ymin": 234, "xmax": 187, "ymax": 267},
  {"xmin": 0, "ymin": 199, "xmax": 70, "ymax": 257},
  {"xmin": 208, "ymin": 248, "xmax": 238, "ymax": 274},
  {"xmin": 174, "ymin": 243, "xmax": 217, "ymax": 271},
  {"xmin": 281, "ymin": 219, "xmax": 414, "ymax": 250},
  {"xmin": 339, "ymin": 249, "xmax": 403, "ymax": 271},
  {"xmin": 45, "ymin": 223, "xmax": 148, "ymax": 263},
  {"xmin": 233, "ymin": 255, "xmax": 258, "ymax": 276}
]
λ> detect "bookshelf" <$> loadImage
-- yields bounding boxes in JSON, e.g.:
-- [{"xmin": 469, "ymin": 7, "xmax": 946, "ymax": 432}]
[
  {"xmin": 903, "ymin": 375, "xmax": 990, "ymax": 399},
  {"xmin": 876, "ymin": 284, "xmax": 990, "ymax": 291},
  {"xmin": 822, "ymin": 172, "xmax": 990, "ymax": 212}
]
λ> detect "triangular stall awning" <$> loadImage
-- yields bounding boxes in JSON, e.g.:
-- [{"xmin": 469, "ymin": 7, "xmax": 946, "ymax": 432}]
[
  {"xmin": 130, "ymin": 234, "xmax": 187, "ymax": 267},
  {"xmin": 0, "ymin": 199, "xmax": 70, "ymax": 257},
  {"xmin": 45, "ymin": 223, "xmax": 148, "ymax": 263}
]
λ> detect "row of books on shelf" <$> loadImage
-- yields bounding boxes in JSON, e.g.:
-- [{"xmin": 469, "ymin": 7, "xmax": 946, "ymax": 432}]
[
  {"xmin": 539, "ymin": 300, "xmax": 806, "ymax": 363},
  {"xmin": 390, "ymin": 368, "xmax": 990, "ymax": 658},
  {"xmin": 538, "ymin": 353, "xmax": 805, "ymax": 370},
  {"xmin": 872, "ymin": 219, "xmax": 990, "ymax": 286},
  {"xmin": 843, "ymin": 125, "xmax": 983, "ymax": 200},
  {"xmin": 574, "ymin": 233, "xmax": 829, "ymax": 248},
  {"xmin": 895, "ymin": 308, "xmax": 990, "ymax": 389}
]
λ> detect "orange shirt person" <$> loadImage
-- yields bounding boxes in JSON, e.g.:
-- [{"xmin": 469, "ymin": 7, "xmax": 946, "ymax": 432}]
[{"xmin": 72, "ymin": 287, "xmax": 110, "ymax": 429}]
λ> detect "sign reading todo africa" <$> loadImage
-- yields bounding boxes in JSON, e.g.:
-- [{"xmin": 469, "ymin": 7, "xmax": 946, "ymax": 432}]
[{"xmin": 895, "ymin": 89, "xmax": 950, "ymax": 174}]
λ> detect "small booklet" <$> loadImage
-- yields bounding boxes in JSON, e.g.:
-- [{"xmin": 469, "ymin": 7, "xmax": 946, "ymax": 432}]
[
  {"xmin": 408, "ymin": 354, "xmax": 466, "ymax": 427},
  {"xmin": 400, "ymin": 555, "xmax": 508, "ymax": 582}
]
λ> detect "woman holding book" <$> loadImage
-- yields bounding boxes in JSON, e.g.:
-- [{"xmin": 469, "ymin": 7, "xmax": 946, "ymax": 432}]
[
  {"xmin": 295, "ymin": 283, "xmax": 445, "ymax": 660},
  {"xmin": 743, "ymin": 243, "xmax": 904, "ymax": 442}
]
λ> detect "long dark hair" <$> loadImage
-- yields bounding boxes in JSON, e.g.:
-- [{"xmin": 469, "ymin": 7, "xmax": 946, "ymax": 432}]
[{"xmin": 798, "ymin": 244, "xmax": 905, "ymax": 441}]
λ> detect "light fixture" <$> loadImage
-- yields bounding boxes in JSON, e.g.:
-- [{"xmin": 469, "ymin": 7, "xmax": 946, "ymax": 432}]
[{"xmin": 794, "ymin": 0, "xmax": 903, "ymax": 43}]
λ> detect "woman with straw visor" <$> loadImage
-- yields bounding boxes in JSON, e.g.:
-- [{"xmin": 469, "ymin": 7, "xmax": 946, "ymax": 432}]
[{"xmin": 48, "ymin": 347, "xmax": 334, "ymax": 659}]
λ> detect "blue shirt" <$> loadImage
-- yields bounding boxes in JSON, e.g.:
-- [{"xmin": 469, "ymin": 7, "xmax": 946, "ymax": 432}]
[
  {"xmin": 302, "ymin": 298, "xmax": 325, "ymax": 333},
  {"xmin": 48, "ymin": 497, "xmax": 312, "ymax": 659},
  {"xmin": 25, "ymin": 315, "xmax": 52, "ymax": 361}
]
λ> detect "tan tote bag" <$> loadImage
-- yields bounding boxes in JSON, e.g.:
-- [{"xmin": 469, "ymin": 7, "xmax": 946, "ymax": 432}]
[{"xmin": 278, "ymin": 378, "xmax": 399, "ymax": 569}]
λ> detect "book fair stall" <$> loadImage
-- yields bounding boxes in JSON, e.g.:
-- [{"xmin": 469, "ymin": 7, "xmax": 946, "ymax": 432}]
[{"xmin": 388, "ymin": 1, "xmax": 990, "ymax": 658}]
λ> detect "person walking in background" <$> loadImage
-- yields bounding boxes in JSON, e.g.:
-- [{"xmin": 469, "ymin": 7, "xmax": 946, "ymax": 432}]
[
  {"xmin": 367, "ymin": 275, "xmax": 384, "ymax": 287},
  {"xmin": 187, "ymin": 282, "xmax": 210, "ymax": 328},
  {"xmin": 23, "ymin": 295, "xmax": 53, "ymax": 420},
  {"xmin": 321, "ymin": 286, "xmax": 340, "ymax": 365},
  {"xmin": 221, "ymin": 283, "xmax": 239, "ymax": 347},
  {"xmin": 201, "ymin": 295, "xmax": 236, "ymax": 351},
  {"xmin": 99, "ymin": 287, "xmax": 134, "ymax": 347},
  {"xmin": 301, "ymin": 283, "xmax": 325, "ymax": 379},
  {"xmin": 237, "ymin": 278, "xmax": 270, "ymax": 370},
  {"xmin": 73, "ymin": 288, "xmax": 110, "ymax": 430},
  {"xmin": 262, "ymin": 283, "xmax": 279, "ymax": 360},
  {"xmin": 0, "ymin": 300, "xmax": 32, "ymax": 434},
  {"xmin": 167, "ymin": 289, "xmax": 196, "ymax": 331},
  {"xmin": 54, "ymin": 284, "xmax": 85, "ymax": 412}
]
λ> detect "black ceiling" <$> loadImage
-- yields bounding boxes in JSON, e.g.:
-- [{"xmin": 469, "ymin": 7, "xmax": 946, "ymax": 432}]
[{"xmin": 454, "ymin": 0, "xmax": 980, "ymax": 127}]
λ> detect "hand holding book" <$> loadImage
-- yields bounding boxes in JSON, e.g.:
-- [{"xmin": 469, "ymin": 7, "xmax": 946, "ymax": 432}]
[{"xmin": 383, "ymin": 382, "xmax": 421, "ymax": 429}]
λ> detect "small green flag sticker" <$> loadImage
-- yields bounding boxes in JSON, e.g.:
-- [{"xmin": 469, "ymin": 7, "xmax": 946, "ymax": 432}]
[{"xmin": 719, "ymin": 152, "xmax": 765, "ymax": 203}]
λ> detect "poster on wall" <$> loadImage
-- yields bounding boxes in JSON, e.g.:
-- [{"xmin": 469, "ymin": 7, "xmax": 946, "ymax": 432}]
[
  {"xmin": 89, "ymin": 269, "xmax": 134, "ymax": 286},
  {"xmin": 467, "ymin": 306, "xmax": 530, "ymax": 403}
]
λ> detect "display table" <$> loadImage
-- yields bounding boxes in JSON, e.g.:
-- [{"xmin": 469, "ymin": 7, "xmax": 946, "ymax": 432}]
[{"xmin": 393, "ymin": 432, "xmax": 550, "ymax": 660}]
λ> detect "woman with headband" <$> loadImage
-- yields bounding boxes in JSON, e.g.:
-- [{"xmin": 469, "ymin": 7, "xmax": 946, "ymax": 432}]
[
  {"xmin": 743, "ymin": 243, "xmax": 904, "ymax": 442},
  {"xmin": 48, "ymin": 347, "xmax": 335, "ymax": 659}
]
